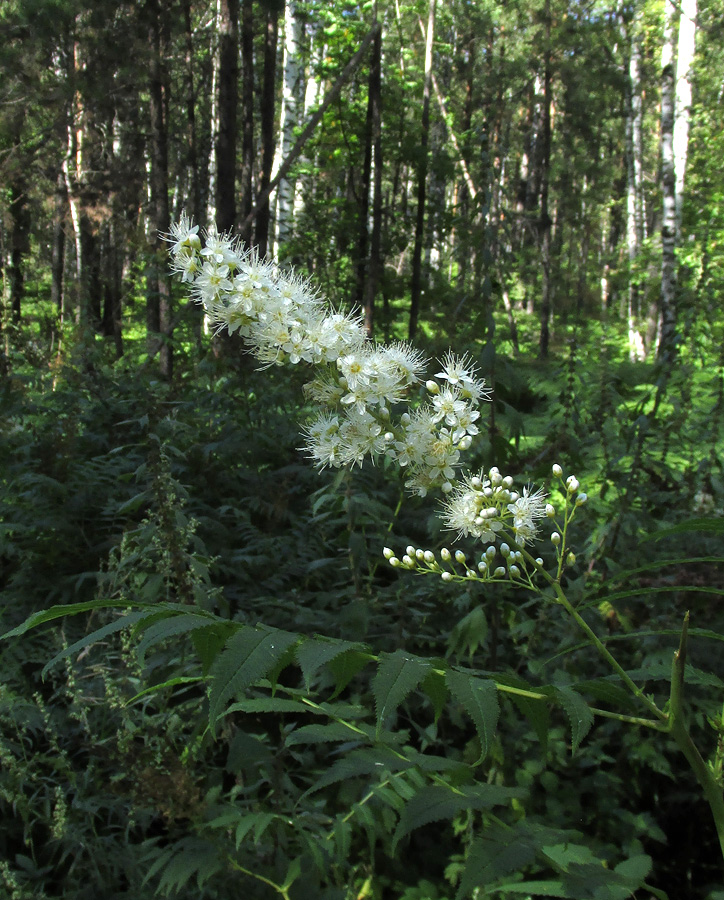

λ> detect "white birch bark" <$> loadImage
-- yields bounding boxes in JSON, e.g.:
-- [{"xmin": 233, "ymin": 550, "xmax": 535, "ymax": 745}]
[
  {"xmin": 626, "ymin": 10, "xmax": 646, "ymax": 360},
  {"xmin": 658, "ymin": 0, "xmax": 678, "ymax": 361},
  {"xmin": 673, "ymin": 0, "xmax": 697, "ymax": 242},
  {"xmin": 272, "ymin": 0, "xmax": 303, "ymax": 258},
  {"xmin": 293, "ymin": 22, "xmax": 323, "ymax": 220}
]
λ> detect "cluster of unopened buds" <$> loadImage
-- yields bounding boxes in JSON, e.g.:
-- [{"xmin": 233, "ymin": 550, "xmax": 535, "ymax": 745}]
[
  {"xmin": 383, "ymin": 542, "xmax": 544, "ymax": 589},
  {"xmin": 384, "ymin": 463, "xmax": 588, "ymax": 584}
]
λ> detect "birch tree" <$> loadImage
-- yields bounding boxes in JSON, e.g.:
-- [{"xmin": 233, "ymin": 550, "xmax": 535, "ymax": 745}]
[
  {"xmin": 272, "ymin": 0, "xmax": 303, "ymax": 258},
  {"xmin": 658, "ymin": 0, "xmax": 677, "ymax": 363}
]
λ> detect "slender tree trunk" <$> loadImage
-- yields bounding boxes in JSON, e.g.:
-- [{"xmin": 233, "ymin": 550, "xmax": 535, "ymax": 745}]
[
  {"xmin": 625, "ymin": 9, "xmax": 645, "ymax": 360},
  {"xmin": 256, "ymin": 7, "xmax": 278, "ymax": 257},
  {"xmin": 147, "ymin": 0, "xmax": 172, "ymax": 377},
  {"xmin": 215, "ymin": 0, "xmax": 238, "ymax": 233},
  {"xmin": 538, "ymin": 0, "xmax": 553, "ymax": 358},
  {"xmin": 673, "ymin": 0, "xmax": 697, "ymax": 242},
  {"xmin": 51, "ymin": 172, "xmax": 66, "ymax": 321},
  {"xmin": 239, "ymin": 0, "xmax": 254, "ymax": 245},
  {"xmin": 272, "ymin": 0, "xmax": 303, "ymax": 257},
  {"xmin": 658, "ymin": 0, "xmax": 677, "ymax": 363},
  {"xmin": 408, "ymin": 0, "xmax": 435, "ymax": 341},
  {"xmin": 182, "ymin": 0, "xmax": 200, "ymax": 224},
  {"xmin": 359, "ymin": 22, "xmax": 382, "ymax": 336}
]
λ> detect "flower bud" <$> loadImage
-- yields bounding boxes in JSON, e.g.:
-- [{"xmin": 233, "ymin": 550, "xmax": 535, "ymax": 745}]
[
  {"xmin": 509, "ymin": 565, "xmax": 520, "ymax": 578},
  {"xmin": 478, "ymin": 561, "xmax": 487, "ymax": 573},
  {"xmin": 471, "ymin": 476, "xmax": 482, "ymax": 490},
  {"xmin": 535, "ymin": 557, "xmax": 544, "ymax": 568},
  {"xmin": 545, "ymin": 504, "xmax": 556, "ymax": 518},
  {"xmin": 551, "ymin": 532, "xmax": 561, "ymax": 546},
  {"xmin": 441, "ymin": 481, "xmax": 453, "ymax": 493},
  {"xmin": 426, "ymin": 380, "xmax": 439, "ymax": 394},
  {"xmin": 466, "ymin": 569, "xmax": 476, "ymax": 578},
  {"xmin": 379, "ymin": 406, "xmax": 390, "ymax": 419},
  {"xmin": 440, "ymin": 547, "xmax": 451, "ymax": 561},
  {"xmin": 566, "ymin": 475, "xmax": 579, "ymax": 493},
  {"xmin": 503, "ymin": 475, "xmax": 514, "ymax": 488},
  {"xmin": 415, "ymin": 548, "xmax": 425, "ymax": 560},
  {"xmin": 567, "ymin": 552, "xmax": 576, "ymax": 566},
  {"xmin": 401, "ymin": 412, "xmax": 411, "ymax": 425},
  {"xmin": 455, "ymin": 549, "xmax": 466, "ymax": 564},
  {"xmin": 458, "ymin": 435, "xmax": 472, "ymax": 450},
  {"xmin": 508, "ymin": 491, "xmax": 519, "ymax": 502},
  {"xmin": 575, "ymin": 492, "xmax": 588, "ymax": 507},
  {"xmin": 424, "ymin": 550, "xmax": 435, "ymax": 564},
  {"xmin": 383, "ymin": 547, "xmax": 395, "ymax": 560},
  {"xmin": 494, "ymin": 566, "xmax": 506, "ymax": 577},
  {"xmin": 384, "ymin": 432, "xmax": 395, "ymax": 442},
  {"xmin": 441, "ymin": 571, "xmax": 452, "ymax": 582},
  {"xmin": 389, "ymin": 556, "xmax": 401, "ymax": 567},
  {"xmin": 406, "ymin": 546, "xmax": 416, "ymax": 557},
  {"xmin": 402, "ymin": 555, "xmax": 415, "ymax": 567},
  {"xmin": 500, "ymin": 543, "xmax": 510, "ymax": 557},
  {"xmin": 485, "ymin": 545, "xmax": 496, "ymax": 560},
  {"xmin": 552, "ymin": 463, "xmax": 563, "ymax": 477}
]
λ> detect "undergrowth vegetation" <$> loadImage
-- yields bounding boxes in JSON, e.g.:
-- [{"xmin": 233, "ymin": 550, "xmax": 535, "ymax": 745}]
[{"xmin": 1, "ymin": 311, "xmax": 724, "ymax": 900}]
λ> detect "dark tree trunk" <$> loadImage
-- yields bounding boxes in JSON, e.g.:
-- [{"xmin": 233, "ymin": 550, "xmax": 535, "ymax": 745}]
[
  {"xmin": 182, "ymin": 0, "xmax": 200, "ymax": 224},
  {"xmin": 9, "ymin": 176, "xmax": 30, "ymax": 324},
  {"xmin": 538, "ymin": 0, "xmax": 553, "ymax": 358},
  {"xmin": 363, "ymin": 24, "xmax": 383, "ymax": 337},
  {"xmin": 256, "ymin": 6, "xmax": 279, "ymax": 256},
  {"xmin": 147, "ymin": 0, "xmax": 172, "ymax": 377},
  {"xmin": 51, "ymin": 172, "xmax": 66, "ymax": 320},
  {"xmin": 408, "ymin": 0, "xmax": 435, "ymax": 341},
  {"xmin": 215, "ymin": 0, "xmax": 238, "ymax": 233},
  {"xmin": 239, "ymin": 0, "xmax": 255, "ymax": 245}
]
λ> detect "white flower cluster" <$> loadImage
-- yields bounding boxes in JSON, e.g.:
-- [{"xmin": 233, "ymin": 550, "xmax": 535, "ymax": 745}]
[
  {"xmin": 166, "ymin": 216, "xmax": 489, "ymax": 495},
  {"xmin": 442, "ymin": 467, "xmax": 547, "ymax": 546},
  {"xmin": 384, "ymin": 465, "xmax": 589, "ymax": 586}
]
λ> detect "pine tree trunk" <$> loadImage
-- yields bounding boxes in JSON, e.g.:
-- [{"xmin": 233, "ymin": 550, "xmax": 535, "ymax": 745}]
[
  {"xmin": 147, "ymin": 0, "xmax": 172, "ymax": 377},
  {"xmin": 182, "ymin": 0, "xmax": 200, "ymax": 224},
  {"xmin": 239, "ymin": 0, "xmax": 255, "ymax": 245},
  {"xmin": 215, "ymin": 0, "xmax": 238, "ymax": 233},
  {"xmin": 50, "ymin": 172, "xmax": 66, "ymax": 320},
  {"xmin": 408, "ymin": 0, "xmax": 436, "ymax": 341}
]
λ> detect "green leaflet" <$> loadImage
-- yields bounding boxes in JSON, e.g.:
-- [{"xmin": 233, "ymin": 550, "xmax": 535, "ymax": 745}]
[
  {"xmin": 446, "ymin": 670, "xmax": 500, "ymax": 764},
  {"xmin": 392, "ymin": 782, "xmax": 525, "ymax": 853},
  {"xmin": 286, "ymin": 721, "xmax": 368, "ymax": 746},
  {"xmin": 296, "ymin": 636, "xmax": 366, "ymax": 689},
  {"xmin": 555, "ymin": 686, "xmax": 594, "ymax": 753},
  {"xmin": 303, "ymin": 746, "xmax": 460, "ymax": 797},
  {"xmin": 327, "ymin": 648, "xmax": 372, "ymax": 698},
  {"xmin": 373, "ymin": 650, "xmax": 431, "ymax": 730},
  {"xmin": 2, "ymin": 598, "xmax": 146, "ymax": 640},
  {"xmin": 207, "ymin": 626, "xmax": 299, "ymax": 732},
  {"xmin": 642, "ymin": 517, "xmax": 724, "ymax": 540},
  {"xmin": 134, "ymin": 612, "xmax": 221, "ymax": 666}
]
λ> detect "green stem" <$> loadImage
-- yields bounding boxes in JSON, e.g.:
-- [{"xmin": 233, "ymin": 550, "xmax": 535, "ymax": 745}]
[
  {"xmin": 227, "ymin": 859, "xmax": 291, "ymax": 900},
  {"xmin": 544, "ymin": 573, "xmax": 667, "ymax": 723},
  {"xmin": 668, "ymin": 613, "xmax": 724, "ymax": 861}
]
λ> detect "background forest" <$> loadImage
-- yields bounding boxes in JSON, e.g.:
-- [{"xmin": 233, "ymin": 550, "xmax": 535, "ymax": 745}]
[{"xmin": 2, "ymin": 0, "xmax": 724, "ymax": 898}]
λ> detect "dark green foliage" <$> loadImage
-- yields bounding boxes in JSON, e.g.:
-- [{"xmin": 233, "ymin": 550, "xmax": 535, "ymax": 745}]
[{"xmin": 2, "ymin": 321, "xmax": 724, "ymax": 900}]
